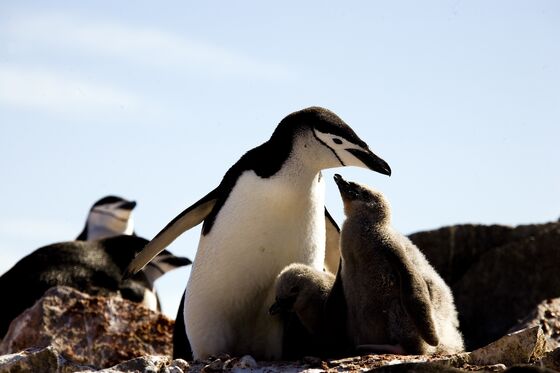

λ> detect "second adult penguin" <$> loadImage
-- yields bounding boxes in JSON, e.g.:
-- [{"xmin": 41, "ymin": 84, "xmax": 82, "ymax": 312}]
[
  {"xmin": 77, "ymin": 195, "xmax": 192, "ymax": 311},
  {"xmin": 334, "ymin": 174, "xmax": 464, "ymax": 355},
  {"xmin": 127, "ymin": 107, "xmax": 391, "ymax": 360},
  {"xmin": 76, "ymin": 195, "xmax": 137, "ymax": 240}
]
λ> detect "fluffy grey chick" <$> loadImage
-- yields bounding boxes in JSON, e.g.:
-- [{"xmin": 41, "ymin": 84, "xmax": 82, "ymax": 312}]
[
  {"xmin": 334, "ymin": 174, "xmax": 463, "ymax": 355},
  {"xmin": 270, "ymin": 263, "xmax": 335, "ymax": 336}
]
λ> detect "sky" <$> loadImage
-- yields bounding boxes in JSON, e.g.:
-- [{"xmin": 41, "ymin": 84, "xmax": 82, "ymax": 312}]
[{"xmin": 0, "ymin": 1, "xmax": 558, "ymax": 318}]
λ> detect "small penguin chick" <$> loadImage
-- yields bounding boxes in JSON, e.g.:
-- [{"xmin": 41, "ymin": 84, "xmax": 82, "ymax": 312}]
[{"xmin": 270, "ymin": 263, "xmax": 335, "ymax": 335}]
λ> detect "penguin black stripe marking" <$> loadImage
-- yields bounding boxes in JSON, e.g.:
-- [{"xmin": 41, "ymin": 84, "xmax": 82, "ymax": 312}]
[
  {"xmin": 91, "ymin": 209, "xmax": 130, "ymax": 223},
  {"xmin": 312, "ymin": 129, "xmax": 346, "ymax": 167},
  {"xmin": 126, "ymin": 107, "xmax": 391, "ymax": 360}
]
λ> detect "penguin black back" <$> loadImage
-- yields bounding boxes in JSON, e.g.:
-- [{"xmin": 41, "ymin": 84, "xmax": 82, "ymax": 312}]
[{"xmin": 0, "ymin": 235, "xmax": 148, "ymax": 338}]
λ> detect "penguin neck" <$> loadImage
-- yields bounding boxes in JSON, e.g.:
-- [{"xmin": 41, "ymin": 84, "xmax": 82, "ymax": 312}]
[
  {"xmin": 86, "ymin": 218, "xmax": 134, "ymax": 240},
  {"xmin": 272, "ymin": 132, "xmax": 327, "ymax": 188},
  {"xmin": 275, "ymin": 157, "xmax": 323, "ymax": 190}
]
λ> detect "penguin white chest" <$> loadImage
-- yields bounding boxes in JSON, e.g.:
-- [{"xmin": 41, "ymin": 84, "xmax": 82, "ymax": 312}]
[
  {"xmin": 195, "ymin": 171, "xmax": 326, "ymax": 277},
  {"xmin": 185, "ymin": 170, "xmax": 326, "ymax": 359}
]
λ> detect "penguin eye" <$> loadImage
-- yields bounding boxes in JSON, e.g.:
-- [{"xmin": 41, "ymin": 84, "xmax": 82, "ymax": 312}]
[
  {"xmin": 290, "ymin": 286, "xmax": 300, "ymax": 293},
  {"xmin": 332, "ymin": 138, "xmax": 343, "ymax": 145}
]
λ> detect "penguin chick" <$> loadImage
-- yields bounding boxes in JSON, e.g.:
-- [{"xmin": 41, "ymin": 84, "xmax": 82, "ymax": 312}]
[
  {"xmin": 334, "ymin": 174, "xmax": 464, "ymax": 355},
  {"xmin": 270, "ymin": 263, "xmax": 335, "ymax": 335},
  {"xmin": 270, "ymin": 263, "xmax": 344, "ymax": 359},
  {"xmin": 76, "ymin": 196, "xmax": 137, "ymax": 240}
]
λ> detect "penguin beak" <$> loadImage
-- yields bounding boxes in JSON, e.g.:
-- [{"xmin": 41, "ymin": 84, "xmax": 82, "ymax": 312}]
[
  {"xmin": 333, "ymin": 174, "xmax": 359, "ymax": 199},
  {"xmin": 269, "ymin": 296, "xmax": 296, "ymax": 315},
  {"xmin": 346, "ymin": 149, "xmax": 391, "ymax": 176},
  {"xmin": 269, "ymin": 301, "xmax": 283, "ymax": 315},
  {"xmin": 119, "ymin": 201, "xmax": 137, "ymax": 211}
]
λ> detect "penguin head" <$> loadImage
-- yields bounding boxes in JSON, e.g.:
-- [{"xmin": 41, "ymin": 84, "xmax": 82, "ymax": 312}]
[
  {"xmin": 269, "ymin": 263, "xmax": 329, "ymax": 315},
  {"xmin": 81, "ymin": 196, "xmax": 137, "ymax": 240},
  {"xmin": 334, "ymin": 174, "xmax": 391, "ymax": 223},
  {"xmin": 275, "ymin": 107, "xmax": 391, "ymax": 175}
]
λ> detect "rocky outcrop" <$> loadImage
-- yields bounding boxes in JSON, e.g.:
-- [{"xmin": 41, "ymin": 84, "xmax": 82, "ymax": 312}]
[
  {"xmin": 510, "ymin": 298, "xmax": 560, "ymax": 352},
  {"xmin": 0, "ymin": 286, "xmax": 173, "ymax": 368},
  {"xmin": 0, "ymin": 345, "xmax": 94, "ymax": 373},
  {"xmin": 409, "ymin": 222, "xmax": 560, "ymax": 350},
  {"xmin": 0, "ymin": 327, "xmax": 556, "ymax": 372},
  {"xmin": 409, "ymin": 223, "xmax": 558, "ymax": 285}
]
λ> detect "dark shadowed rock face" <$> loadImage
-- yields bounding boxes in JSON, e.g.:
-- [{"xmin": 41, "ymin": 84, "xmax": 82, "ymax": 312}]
[
  {"xmin": 0, "ymin": 286, "xmax": 173, "ymax": 368},
  {"xmin": 409, "ymin": 222, "xmax": 560, "ymax": 350},
  {"xmin": 408, "ymin": 223, "xmax": 558, "ymax": 286}
]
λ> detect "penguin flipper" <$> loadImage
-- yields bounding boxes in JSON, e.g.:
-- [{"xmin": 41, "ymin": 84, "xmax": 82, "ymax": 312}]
[
  {"xmin": 125, "ymin": 190, "xmax": 218, "ymax": 276},
  {"xmin": 141, "ymin": 250, "xmax": 192, "ymax": 285},
  {"xmin": 387, "ymin": 247, "xmax": 440, "ymax": 347},
  {"xmin": 402, "ymin": 274, "xmax": 439, "ymax": 347},
  {"xmin": 324, "ymin": 207, "xmax": 341, "ymax": 274}
]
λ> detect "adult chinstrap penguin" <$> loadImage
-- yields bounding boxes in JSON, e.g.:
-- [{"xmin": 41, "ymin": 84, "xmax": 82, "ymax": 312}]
[
  {"xmin": 333, "ymin": 174, "xmax": 464, "ymax": 355},
  {"xmin": 0, "ymin": 235, "xmax": 154, "ymax": 339},
  {"xmin": 127, "ymin": 106, "xmax": 391, "ymax": 360},
  {"xmin": 76, "ymin": 196, "xmax": 137, "ymax": 241},
  {"xmin": 77, "ymin": 195, "xmax": 192, "ymax": 311}
]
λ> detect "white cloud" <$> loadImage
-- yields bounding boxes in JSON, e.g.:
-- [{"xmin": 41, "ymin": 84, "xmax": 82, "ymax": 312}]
[
  {"xmin": 0, "ymin": 64, "xmax": 145, "ymax": 115},
  {"xmin": 4, "ymin": 12, "xmax": 293, "ymax": 80}
]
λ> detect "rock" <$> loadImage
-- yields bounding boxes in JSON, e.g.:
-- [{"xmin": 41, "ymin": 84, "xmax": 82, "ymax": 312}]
[
  {"xmin": 453, "ymin": 227, "xmax": 560, "ymax": 349},
  {"xmin": 0, "ymin": 286, "xmax": 174, "ymax": 369},
  {"xmin": 371, "ymin": 362, "xmax": 476, "ymax": 372},
  {"xmin": 504, "ymin": 365, "xmax": 558, "ymax": 372},
  {"xmin": 235, "ymin": 355, "xmax": 258, "ymax": 369},
  {"xmin": 468, "ymin": 326, "xmax": 546, "ymax": 367},
  {"xmin": 409, "ymin": 222, "xmax": 560, "ymax": 350},
  {"xmin": 538, "ymin": 347, "xmax": 560, "ymax": 371},
  {"xmin": 169, "ymin": 359, "xmax": 190, "ymax": 372},
  {"xmin": 509, "ymin": 298, "xmax": 560, "ymax": 352},
  {"xmin": 408, "ymin": 223, "xmax": 558, "ymax": 285},
  {"xmin": 94, "ymin": 355, "xmax": 171, "ymax": 373},
  {"xmin": 0, "ymin": 345, "xmax": 94, "ymax": 373}
]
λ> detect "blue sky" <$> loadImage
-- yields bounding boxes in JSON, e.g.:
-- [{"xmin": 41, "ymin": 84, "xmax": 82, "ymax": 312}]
[{"xmin": 1, "ymin": 1, "xmax": 558, "ymax": 318}]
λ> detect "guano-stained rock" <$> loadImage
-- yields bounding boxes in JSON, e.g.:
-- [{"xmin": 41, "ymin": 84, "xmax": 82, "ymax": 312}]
[
  {"xmin": 509, "ymin": 298, "xmax": 560, "ymax": 352},
  {"xmin": 0, "ymin": 286, "xmax": 173, "ymax": 368},
  {"xmin": 468, "ymin": 326, "xmax": 546, "ymax": 367}
]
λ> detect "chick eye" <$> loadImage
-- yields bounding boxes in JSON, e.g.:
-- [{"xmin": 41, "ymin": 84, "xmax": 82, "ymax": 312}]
[
  {"xmin": 332, "ymin": 138, "xmax": 343, "ymax": 145},
  {"xmin": 290, "ymin": 286, "xmax": 300, "ymax": 293}
]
